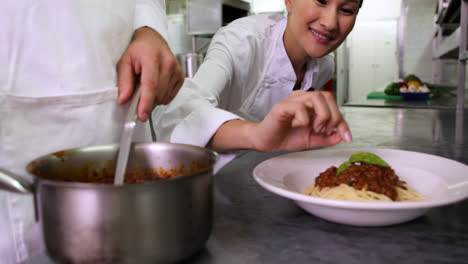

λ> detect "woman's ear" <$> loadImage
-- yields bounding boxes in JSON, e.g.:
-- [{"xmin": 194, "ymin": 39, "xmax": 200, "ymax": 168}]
[{"xmin": 284, "ymin": 0, "xmax": 293, "ymax": 13}]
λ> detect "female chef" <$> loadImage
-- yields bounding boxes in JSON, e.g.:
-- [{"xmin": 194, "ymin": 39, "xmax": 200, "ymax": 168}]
[
  {"xmin": 152, "ymin": 0, "xmax": 363, "ymax": 172},
  {"xmin": 0, "ymin": 0, "xmax": 183, "ymax": 263}
]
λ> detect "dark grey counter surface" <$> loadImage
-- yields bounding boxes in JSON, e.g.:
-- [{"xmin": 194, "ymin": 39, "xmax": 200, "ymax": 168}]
[{"xmin": 26, "ymin": 107, "xmax": 468, "ymax": 264}]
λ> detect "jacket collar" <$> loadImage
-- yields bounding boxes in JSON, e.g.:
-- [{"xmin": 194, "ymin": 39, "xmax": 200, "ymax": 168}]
[{"xmin": 266, "ymin": 17, "xmax": 319, "ymax": 91}]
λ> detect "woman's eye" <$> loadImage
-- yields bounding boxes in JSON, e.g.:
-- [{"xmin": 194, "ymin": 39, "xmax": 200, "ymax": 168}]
[
  {"xmin": 316, "ymin": 0, "xmax": 327, "ymax": 5},
  {"xmin": 341, "ymin": 8, "xmax": 356, "ymax": 15}
]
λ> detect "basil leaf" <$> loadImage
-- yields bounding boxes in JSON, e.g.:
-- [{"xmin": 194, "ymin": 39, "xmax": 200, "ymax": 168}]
[
  {"xmin": 348, "ymin": 151, "xmax": 390, "ymax": 168},
  {"xmin": 336, "ymin": 161, "xmax": 351, "ymax": 176}
]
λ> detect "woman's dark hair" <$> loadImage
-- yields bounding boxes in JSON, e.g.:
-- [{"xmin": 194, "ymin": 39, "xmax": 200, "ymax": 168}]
[{"xmin": 360, "ymin": 0, "xmax": 363, "ymax": 8}]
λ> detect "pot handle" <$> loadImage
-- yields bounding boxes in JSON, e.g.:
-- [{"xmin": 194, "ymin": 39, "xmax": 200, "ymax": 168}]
[{"xmin": 0, "ymin": 167, "xmax": 34, "ymax": 194}]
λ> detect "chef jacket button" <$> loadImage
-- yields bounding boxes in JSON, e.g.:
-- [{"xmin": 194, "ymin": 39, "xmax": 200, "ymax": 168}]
[{"xmin": 265, "ymin": 83, "xmax": 270, "ymax": 88}]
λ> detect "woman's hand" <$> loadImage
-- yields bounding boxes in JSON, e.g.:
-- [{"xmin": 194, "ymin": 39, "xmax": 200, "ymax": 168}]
[
  {"xmin": 117, "ymin": 27, "xmax": 184, "ymax": 122},
  {"xmin": 250, "ymin": 90, "xmax": 352, "ymax": 152}
]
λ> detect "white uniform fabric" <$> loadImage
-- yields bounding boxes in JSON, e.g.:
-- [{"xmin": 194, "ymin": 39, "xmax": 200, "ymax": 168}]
[
  {"xmin": 0, "ymin": 1, "xmax": 167, "ymax": 263},
  {"xmin": 152, "ymin": 14, "xmax": 334, "ymax": 172}
]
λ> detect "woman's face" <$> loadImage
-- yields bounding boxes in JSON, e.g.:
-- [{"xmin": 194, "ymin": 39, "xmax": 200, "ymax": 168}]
[{"xmin": 285, "ymin": 0, "xmax": 360, "ymax": 58}]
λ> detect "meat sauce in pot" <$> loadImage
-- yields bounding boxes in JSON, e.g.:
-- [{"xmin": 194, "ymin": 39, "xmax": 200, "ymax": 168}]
[{"xmin": 30, "ymin": 160, "xmax": 209, "ymax": 184}]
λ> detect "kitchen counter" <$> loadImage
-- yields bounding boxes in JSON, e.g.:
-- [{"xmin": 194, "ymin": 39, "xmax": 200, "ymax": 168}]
[{"xmin": 25, "ymin": 107, "xmax": 468, "ymax": 264}]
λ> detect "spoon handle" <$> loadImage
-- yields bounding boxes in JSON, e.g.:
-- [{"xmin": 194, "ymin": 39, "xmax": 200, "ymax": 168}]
[{"xmin": 114, "ymin": 84, "xmax": 140, "ymax": 186}]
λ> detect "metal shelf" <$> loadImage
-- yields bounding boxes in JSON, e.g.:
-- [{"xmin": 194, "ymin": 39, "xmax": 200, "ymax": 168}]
[
  {"xmin": 433, "ymin": 0, "xmax": 468, "ymax": 111},
  {"xmin": 436, "ymin": 0, "xmax": 461, "ymax": 24},
  {"xmin": 435, "ymin": 0, "xmax": 461, "ymax": 36},
  {"xmin": 433, "ymin": 23, "xmax": 459, "ymax": 37},
  {"xmin": 434, "ymin": 26, "xmax": 461, "ymax": 58}
]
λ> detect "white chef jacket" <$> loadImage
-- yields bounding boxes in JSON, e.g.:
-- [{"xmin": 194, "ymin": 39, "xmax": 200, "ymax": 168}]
[
  {"xmin": 152, "ymin": 14, "xmax": 334, "ymax": 173},
  {"xmin": 0, "ymin": 1, "xmax": 167, "ymax": 263}
]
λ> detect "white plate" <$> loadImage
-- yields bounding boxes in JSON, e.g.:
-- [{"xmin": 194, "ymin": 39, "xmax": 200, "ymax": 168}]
[{"xmin": 253, "ymin": 148, "xmax": 468, "ymax": 226}]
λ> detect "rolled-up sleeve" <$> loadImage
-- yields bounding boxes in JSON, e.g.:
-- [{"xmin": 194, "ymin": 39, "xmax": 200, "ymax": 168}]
[
  {"xmin": 152, "ymin": 79, "xmax": 240, "ymax": 172},
  {"xmin": 134, "ymin": 0, "xmax": 168, "ymax": 40},
  {"xmin": 167, "ymin": 80, "xmax": 241, "ymax": 148}
]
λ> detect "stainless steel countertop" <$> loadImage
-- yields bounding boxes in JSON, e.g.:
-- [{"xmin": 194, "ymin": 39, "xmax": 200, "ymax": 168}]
[{"xmin": 25, "ymin": 106, "xmax": 468, "ymax": 264}]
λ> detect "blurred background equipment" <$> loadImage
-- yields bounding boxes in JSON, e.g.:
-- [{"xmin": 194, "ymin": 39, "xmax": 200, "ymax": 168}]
[
  {"xmin": 167, "ymin": 0, "xmax": 250, "ymax": 77},
  {"xmin": 176, "ymin": 52, "xmax": 204, "ymax": 78}
]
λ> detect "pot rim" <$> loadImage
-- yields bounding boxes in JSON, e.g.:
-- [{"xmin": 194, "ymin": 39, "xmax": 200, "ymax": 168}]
[{"xmin": 27, "ymin": 142, "xmax": 218, "ymax": 189}]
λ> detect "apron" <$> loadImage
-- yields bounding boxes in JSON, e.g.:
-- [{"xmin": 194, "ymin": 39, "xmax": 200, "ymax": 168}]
[{"xmin": 0, "ymin": 1, "xmax": 152, "ymax": 262}]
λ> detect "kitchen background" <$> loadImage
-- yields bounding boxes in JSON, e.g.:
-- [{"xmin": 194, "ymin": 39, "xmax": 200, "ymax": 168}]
[{"xmin": 165, "ymin": 0, "xmax": 467, "ymax": 109}]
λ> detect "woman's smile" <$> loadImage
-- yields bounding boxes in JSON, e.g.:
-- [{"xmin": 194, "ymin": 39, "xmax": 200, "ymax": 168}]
[{"xmin": 309, "ymin": 27, "xmax": 335, "ymax": 44}]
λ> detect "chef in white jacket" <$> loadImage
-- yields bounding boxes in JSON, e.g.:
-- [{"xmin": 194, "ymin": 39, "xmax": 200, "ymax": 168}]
[
  {"xmin": 0, "ymin": 1, "xmax": 183, "ymax": 263},
  {"xmin": 152, "ymin": 0, "xmax": 362, "ymax": 172}
]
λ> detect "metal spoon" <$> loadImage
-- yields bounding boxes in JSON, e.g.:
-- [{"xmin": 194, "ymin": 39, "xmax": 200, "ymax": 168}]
[{"xmin": 114, "ymin": 84, "xmax": 141, "ymax": 186}]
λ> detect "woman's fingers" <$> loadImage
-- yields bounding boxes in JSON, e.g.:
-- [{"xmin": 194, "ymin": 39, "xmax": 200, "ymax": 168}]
[
  {"xmin": 309, "ymin": 132, "xmax": 343, "ymax": 147},
  {"xmin": 305, "ymin": 92, "xmax": 349, "ymax": 136},
  {"xmin": 291, "ymin": 105, "xmax": 311, "ymax": 128},
  {"xmin": 321, "ymin": 91, "xmax": 343, "ymax": 135},
  {"xmin": 336, "ymin": 120, "xmax": 352, "ymax": 142},
  {"xmin": 270, "ymin": 90, "xmax": 351, "ymax": 144},
  {"xmin": 288, "ymin": 91, "xmax": 336, "ymax": 133},
  {"xmin": 307, "ymin": 92, "xmax": 332, "ymax": 132}
]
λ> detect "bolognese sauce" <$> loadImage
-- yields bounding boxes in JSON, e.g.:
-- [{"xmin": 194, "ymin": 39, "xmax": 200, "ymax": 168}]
[
  {"xmin": 30, "ymin": 161, "xmax": 208, "ymax": 184},
  {"xmin": 314, "ymin": 163, "xmax": 407, "ymax": 201}
]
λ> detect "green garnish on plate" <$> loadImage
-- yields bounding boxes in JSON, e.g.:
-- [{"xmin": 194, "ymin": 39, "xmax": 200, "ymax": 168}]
[{"xmin": 336, "ymin": 151, "xmax": 390, "ymax": 175}]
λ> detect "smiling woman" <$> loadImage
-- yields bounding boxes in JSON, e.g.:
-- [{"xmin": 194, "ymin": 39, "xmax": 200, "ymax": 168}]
[{"xmin": 152, "ymin": 0, "xmax": 363, "ymax": 174}]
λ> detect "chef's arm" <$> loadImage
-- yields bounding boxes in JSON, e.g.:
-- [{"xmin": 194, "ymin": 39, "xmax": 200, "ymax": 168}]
[
  {"xmin": 208, "ymin": 91, "xmax": 352, "ymax": 152},
  {"xmin": 206, "ymin": 119, "xmax": 256, "ymax": 151},
  {"xmin": 117, "ymin": 0, "xmax": 184, "ymax": 122}
]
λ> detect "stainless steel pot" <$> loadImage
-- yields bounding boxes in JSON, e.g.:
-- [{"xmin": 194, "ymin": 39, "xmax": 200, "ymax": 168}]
[{"xmin": 0, "ymin": 142, "xmax": 217, "ymax": 264}]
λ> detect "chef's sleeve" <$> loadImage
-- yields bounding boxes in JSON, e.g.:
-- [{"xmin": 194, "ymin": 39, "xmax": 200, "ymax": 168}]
[
  {"xmin": 134, "ymin": 0, "xmax": 168, "ymax": 40},
  {"xmin": 151, "ymin": 38, "xmax": 242, "ymax": 172}
]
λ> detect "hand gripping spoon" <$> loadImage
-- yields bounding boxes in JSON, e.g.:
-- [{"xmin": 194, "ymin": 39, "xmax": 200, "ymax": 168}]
[{"xmin": 114, "ymin": 85, "xmax": 141, "ymax": 186}]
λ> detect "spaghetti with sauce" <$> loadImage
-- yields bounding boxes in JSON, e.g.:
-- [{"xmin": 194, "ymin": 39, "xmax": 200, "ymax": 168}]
[{"xmin": 303, "ymin": 160, "xmax": 427, "ymax": 202}]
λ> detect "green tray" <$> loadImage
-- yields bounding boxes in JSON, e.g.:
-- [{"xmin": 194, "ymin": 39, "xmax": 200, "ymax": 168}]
[
  {"xmin": 366, "ymin": 91, "xmax": 402, "ymax": 100},
  {"xmin": 367, "ymin": 91, "xmax": 432, "ymax": 100}
]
